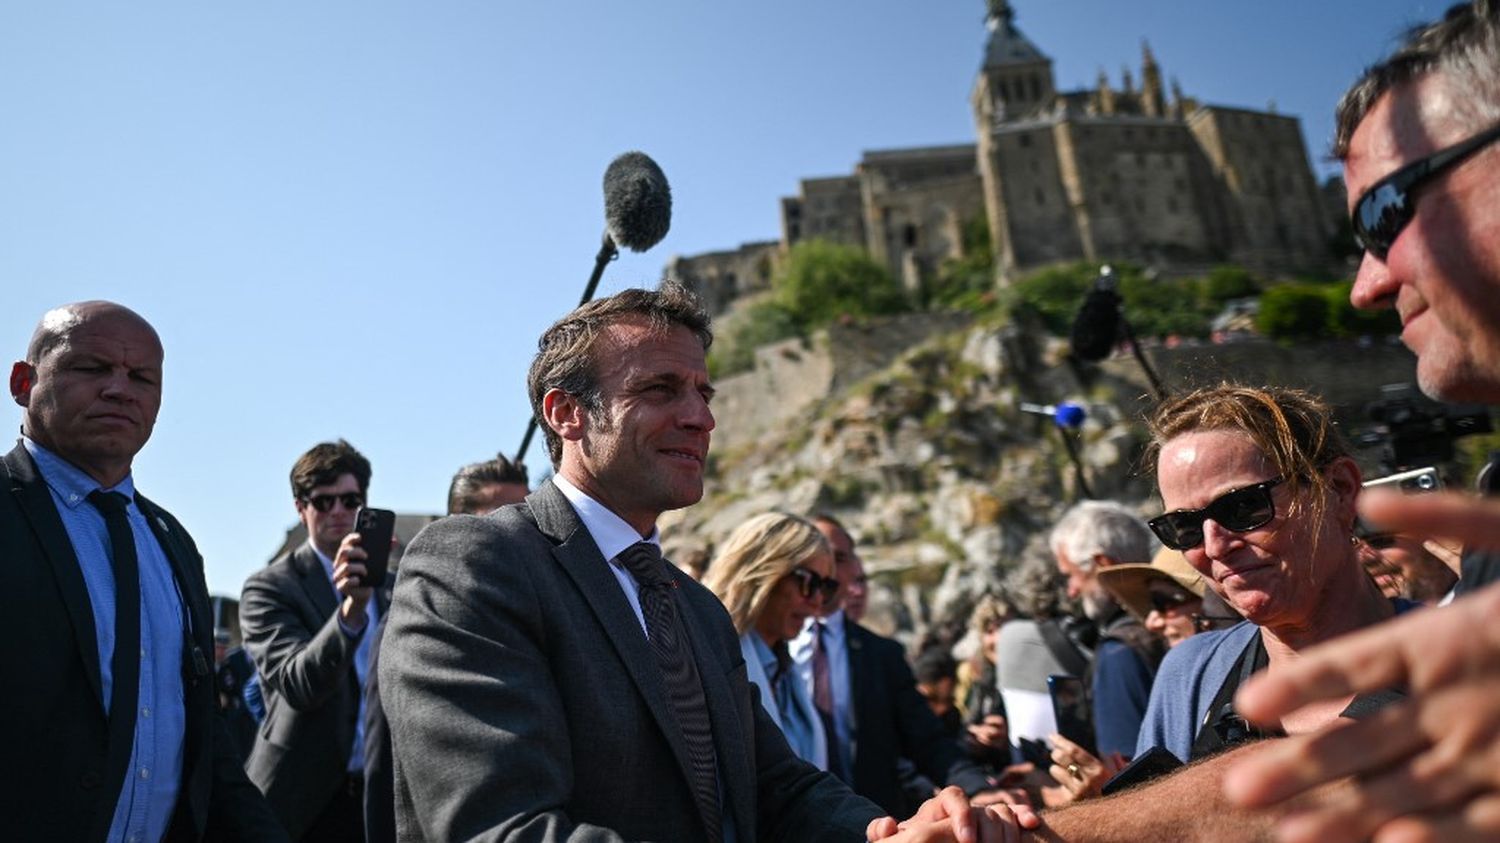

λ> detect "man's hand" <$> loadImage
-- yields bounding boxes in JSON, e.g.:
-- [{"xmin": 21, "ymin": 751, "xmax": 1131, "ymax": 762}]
[
  {"xmin": 1223, "ymin": 490, "xmax": 1500, "ymax": 842},
  {"xmin": 866, "ymin": 786, "xmax": 1042, "ymax": 843},
  {"xmin": 333, "ymin": 531, "xmax": 373, "ymax": 632},
  {"xmin": 967, "ymin": 715, "xmax": 1010, "ymax": 752}
]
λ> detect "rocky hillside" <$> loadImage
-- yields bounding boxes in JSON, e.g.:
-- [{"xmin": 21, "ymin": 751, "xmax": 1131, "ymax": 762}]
[{"xmin": 661, "ymin": 308, "xmax": 1422, "ymax": 646}]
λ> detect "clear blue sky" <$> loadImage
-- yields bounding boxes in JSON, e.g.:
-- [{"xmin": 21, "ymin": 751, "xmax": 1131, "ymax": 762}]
[{"xmin": 1, "ymin": 0, "xmax": 1436, "ymax": 595}]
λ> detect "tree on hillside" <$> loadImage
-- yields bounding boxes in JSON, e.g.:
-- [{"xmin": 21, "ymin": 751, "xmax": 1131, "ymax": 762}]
[{"xmin": 775, "ymin": 240, "xmax": 909, "ymax": 328}]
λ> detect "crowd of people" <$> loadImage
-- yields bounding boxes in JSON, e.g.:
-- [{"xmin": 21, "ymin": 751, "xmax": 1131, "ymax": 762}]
[{"xmin": 5, "ymin": 2, "xmax": 1500, "ymax": 841}]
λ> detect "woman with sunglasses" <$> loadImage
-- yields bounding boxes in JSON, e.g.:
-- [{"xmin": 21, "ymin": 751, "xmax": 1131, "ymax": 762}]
[
  {"xmin": 1098, "ymin": 547, "xmax": 1241, "ymax": 650},
  {"xmin": 1134, "ymin": 384, "xmax": 1418, "ymax": 766},
  {"xmin": 704, "ymin": 512, "xmax": 840, "ymax": 769}
]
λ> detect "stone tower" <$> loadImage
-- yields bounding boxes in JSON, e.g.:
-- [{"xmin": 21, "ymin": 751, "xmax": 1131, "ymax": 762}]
[{"xmin": 971, "ymin": 0, "xmax": 1058, "ymax": 274}]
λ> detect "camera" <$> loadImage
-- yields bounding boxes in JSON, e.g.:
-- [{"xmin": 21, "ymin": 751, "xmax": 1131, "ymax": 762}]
[{"xmin": 1359, "ymin": 384, "xmax": 1492, "ymax": 472}]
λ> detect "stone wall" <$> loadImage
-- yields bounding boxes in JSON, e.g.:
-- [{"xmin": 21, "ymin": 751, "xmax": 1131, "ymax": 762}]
[
  {"xmin": 1189, "ymin": 107, "xmax": 1330, "ymax": 271},
  {"xmin": 1104, "ymin": 337, "xmax": 1419, "ymax": 424},
  {"xmin": 666, "ymin": 241, "xmax": 780, "ymax": 318},
  {"xmin": 710, "ymin": 312, "xmax": 974, "ymax": 452}
]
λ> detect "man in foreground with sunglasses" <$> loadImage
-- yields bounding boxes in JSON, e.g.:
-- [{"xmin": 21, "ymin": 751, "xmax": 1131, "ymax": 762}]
[
  {"xmin": 240, "ymin": 439, "xmax": 390, "ymax": 841},
  {"xmin": 1215, "ymin": 3, "xmax": 1500, "ymax": 840}
]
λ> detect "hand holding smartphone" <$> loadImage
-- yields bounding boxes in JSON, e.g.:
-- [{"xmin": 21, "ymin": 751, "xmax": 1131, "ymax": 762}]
[
  {"xmin": 1047, "ymin": 674, "xmax": 1096, "ymax": 757},
  {"xmin": 354, "ymin": 507, "xmax": 396, "ymax": 588}
]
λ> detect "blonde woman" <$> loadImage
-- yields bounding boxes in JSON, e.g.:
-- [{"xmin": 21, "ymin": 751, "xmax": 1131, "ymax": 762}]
[{"xmin": 704, "ymin": 512, "xmax": 840, "ymax": 769}]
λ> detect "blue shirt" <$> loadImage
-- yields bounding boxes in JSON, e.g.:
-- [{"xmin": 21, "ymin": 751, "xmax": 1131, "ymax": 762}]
[
  {"xmin": 791, "ymin": 611, "xmax": 854, "ymax": 774},
  {"xmin": 747, "ymin": 632, "xmax": 820, "ymax": 765},
  {"xmin": 26, "ymin": 438, "xmax": 186, "ymax": 843},
  {"xmin": 309, "ymin": 542, "xmax": 377, "ymax": 772},
  {"xmin": 1090, "ymin": 638, "xmax": 1154, "ymax": 759}
]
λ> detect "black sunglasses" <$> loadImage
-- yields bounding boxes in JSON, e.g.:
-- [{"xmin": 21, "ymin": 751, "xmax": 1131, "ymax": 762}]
[
  {"xmin": 1352, "ymin": 121, "xmax": 1500, "ymax": 260},
  {"xmin": 1146, "ymin": 587, "xmax": 1199, "ymax": 614},
  {"xmin": 787, "ymin": 567, "xmax": 840, "ymax": 603},
  {"xmin": 1148, "ymin": 477, "xmax": 1285, "ymax": 551},
  {"xmin": 303, "ymin": 492, "xmax": 364, "ymax": 513}
]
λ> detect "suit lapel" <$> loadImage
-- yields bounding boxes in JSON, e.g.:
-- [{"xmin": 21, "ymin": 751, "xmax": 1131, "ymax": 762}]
[
  {"xmin": 136, "ymin": 494, "xmax": 210, "ymax": 656},
  {"xmin": 292, "ymin": 543, "xmax": 340, "ymax": 619},
  {"xmin": 676, "ymin": 591, "xmax": 753, "ymax": 838},
  {"xmin": 4, "ymin": 443, "xmax": 106, "ymax": 712},
  {"xmin": 529, "ymin": 484, "xmax": 705, "ymax": 810},
  {"xmin": 846, "ymin": 621, "xmax": 872, "ymax": 760}
]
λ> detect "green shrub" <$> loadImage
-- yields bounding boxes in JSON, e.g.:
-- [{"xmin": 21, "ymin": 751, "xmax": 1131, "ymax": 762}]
[
  {"xmin": 775, "ymin": 239, "xmax": 909, "ymax": 328},
  {"xmin": 1256, "ymin": 284, "xmax": 1331, "ymax": 340},
  {"xmin": 706, "ymin": 298, "xmax": 800, "ymax": 378}
]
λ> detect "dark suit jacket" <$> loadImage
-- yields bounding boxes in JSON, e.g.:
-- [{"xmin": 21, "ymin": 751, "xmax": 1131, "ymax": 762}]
[
  {"xmin": 240, "ymin": 541, "xmax": 390, "ymax": 838},
  {"xmin": 362, "ymin": 617, "xmax": 395, "ymax": 843},
  {"xmin": 0, "ymin": 442, "xmax": 286, "ymax": 843},
  {"xmin": 379, "ymin": 481, "xmax": 882, "ymax": 842},
  {"xmin": 846, "ymin": 620, "xmax": 992, "ymax": 816}
]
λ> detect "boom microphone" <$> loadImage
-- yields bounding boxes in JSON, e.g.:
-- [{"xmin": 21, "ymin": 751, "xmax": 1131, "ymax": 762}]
[
  {"xmin": 1070, "ymin": 266, "xmax": 1121, "ymax": 362},
  {"xmin": 514, "ymin": 151, "xmax": 674, "ymax": 466},
  {"xmin": 603, "ymin": 151, "xmax": 672, "ymax": 253}
]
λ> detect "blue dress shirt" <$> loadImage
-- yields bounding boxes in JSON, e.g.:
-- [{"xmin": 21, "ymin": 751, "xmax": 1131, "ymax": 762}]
[
  {"xmin": 25, "ymin": 438, "xmax": 186, "ymax": 843},
  {"xmin": 791, "ymin": 610, "xmax": 855, "ymax": 774}
]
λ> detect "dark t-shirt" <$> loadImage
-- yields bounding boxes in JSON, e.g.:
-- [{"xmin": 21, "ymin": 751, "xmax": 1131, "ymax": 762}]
[
  {"xmin": 1091, "ymin": 639, "xmax": 1155, "ymax": 759},
  {"xmin": 1456, "ymin": 548, "xmax": 1500, "ymax": 595}
]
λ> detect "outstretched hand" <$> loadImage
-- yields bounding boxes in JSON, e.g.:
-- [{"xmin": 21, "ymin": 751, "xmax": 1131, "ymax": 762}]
[
  {"xmin": 867, "ymin": 785, "xmax": 1042, "ymax": 843},
  {"xmin": 1223, "ymin": 490, "xmax": 1500, "ymax": 842}
]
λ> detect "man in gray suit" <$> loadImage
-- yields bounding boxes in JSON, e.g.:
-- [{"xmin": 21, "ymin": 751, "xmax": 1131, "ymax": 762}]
[
  {"xmin": 241, "ymin": 439, "xmax": 389, "ymax": 841},
  {"xmin": 379, "ymin": 283, "xmax": 1014, "ymax": 842}
]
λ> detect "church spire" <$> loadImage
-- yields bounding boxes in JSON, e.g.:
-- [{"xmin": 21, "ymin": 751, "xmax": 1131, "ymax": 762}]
[{"xmin": 1140, "ymin": 39, "xmax": 1165, "ymax": 117}]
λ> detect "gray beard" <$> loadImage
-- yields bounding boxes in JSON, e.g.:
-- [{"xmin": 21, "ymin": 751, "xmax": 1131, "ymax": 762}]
[{"xmin": 1082, "ymin": 590, "xmax": 1118, "ymax": 622}]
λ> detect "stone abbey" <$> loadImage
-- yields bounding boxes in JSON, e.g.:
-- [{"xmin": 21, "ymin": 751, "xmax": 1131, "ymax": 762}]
[{"xmin": 671, "ymin": 0, "xmax": 1332, "ymax": 315}]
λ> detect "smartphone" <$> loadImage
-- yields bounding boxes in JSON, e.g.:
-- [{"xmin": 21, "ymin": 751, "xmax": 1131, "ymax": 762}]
[
  {"xmin": 1047, "ymin": 674, "xmax": 1096, "ymax": 756},
  {"xmin": 1359, "ymin": 467, "xmax": 1441, "ymax": 537},
  {"xmin": 1363, "ymin": 466, "xmax": 1442, "ymax": 494},
  {"xmin": 353, "ymin": 507, "xmax": 396, "ymax": 588},
  {"xmin": 1099, "ymin": 745, "xmax": 1184, "ymax": 795}
]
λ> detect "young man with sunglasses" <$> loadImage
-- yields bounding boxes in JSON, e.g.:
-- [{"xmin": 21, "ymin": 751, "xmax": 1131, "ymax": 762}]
[
  {"xmin": 1215, "ymin": 4, "xmax": 1500, "ymax": 840},
  {"xmin": 240, "ymin": 439, "xmax": 390, "ymax": 841}
]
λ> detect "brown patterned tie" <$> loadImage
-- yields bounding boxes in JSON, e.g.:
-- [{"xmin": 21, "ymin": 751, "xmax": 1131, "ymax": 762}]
[{"xmin": 618, "ymin": 542, "xmax": 722, "ymax": 840}]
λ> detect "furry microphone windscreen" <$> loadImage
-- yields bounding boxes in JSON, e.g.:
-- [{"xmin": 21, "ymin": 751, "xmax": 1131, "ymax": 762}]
[{"xmin": 603, "ymin": 151, "xmax": 672, "ymax": 252}]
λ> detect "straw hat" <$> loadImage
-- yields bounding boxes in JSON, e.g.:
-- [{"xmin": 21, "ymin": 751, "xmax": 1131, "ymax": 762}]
[{"xmin": 1097, "ymin": 546, "xmax": 1207, "ymax": 622}]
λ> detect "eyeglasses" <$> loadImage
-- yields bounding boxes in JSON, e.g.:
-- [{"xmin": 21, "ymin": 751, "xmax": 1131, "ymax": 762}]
[
  {"xmin": 787, "ymin": 567, "xmax": 840, "ymax": 603},
  {"xmin": 1352, "ymin": 121, "xmax": 1500, "ymax": 260},
  {"xmin": 302, "ymin": 492, "xmax": 364, "ymax": 513},
  {"xmin": 1147, "ymin": 477, "xmax": 1285, "ymax": 551},
  {"xmin": 1147, "ymin": 588, "xmax": 1199, "ymax": 614}
]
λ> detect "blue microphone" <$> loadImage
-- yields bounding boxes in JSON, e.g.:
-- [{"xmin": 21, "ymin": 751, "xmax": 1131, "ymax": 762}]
[{"xmin": 1020, "ymin": 401, "xmax": 1087, "ymax": 430}]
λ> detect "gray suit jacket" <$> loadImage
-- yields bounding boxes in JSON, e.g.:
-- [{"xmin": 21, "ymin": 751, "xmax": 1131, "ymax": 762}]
[
  {"xmin": 380, "ymin": 481, "xmax": 882, "ymax": 842},
  {"xmin": 240, "ymin": 542, "xmax": 389, "ymax": 837}
]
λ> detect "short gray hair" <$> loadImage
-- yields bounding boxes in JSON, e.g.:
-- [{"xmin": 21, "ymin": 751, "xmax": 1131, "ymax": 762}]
[
  {"xmin": 1334, "ymin": 0, "xmax": 1500, "ymax": 158},
  {"xmin": 1049, "ymin": 500, "xmax": 1155, "ymax": 573}
]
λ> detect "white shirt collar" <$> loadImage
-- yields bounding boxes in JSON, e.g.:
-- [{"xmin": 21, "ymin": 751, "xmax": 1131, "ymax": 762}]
[{"xmin": 551, "ymin": 473, "xmax": 660, "ymax": 563}]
